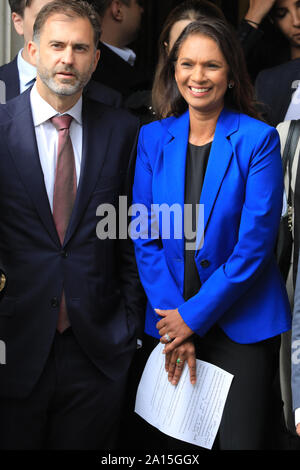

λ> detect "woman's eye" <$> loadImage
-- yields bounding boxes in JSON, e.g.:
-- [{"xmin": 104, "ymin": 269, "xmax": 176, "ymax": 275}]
[{"xmin": 273, "ymin": 8, "xmax": 287, "ymax": 19}]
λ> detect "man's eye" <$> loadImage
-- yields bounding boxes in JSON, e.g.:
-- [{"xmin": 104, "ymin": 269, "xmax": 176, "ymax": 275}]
[{"xmin": 75, "ymin": 46, "xmax": 87, "ymax": 52}]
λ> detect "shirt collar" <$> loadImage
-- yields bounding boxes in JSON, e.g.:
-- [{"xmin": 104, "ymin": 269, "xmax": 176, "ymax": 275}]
[
  {"xmin": 17, "ymin": 49, "xmax": 37, "ymax": 88},
  {"xmin": 30, "ymin": 83, "xmax": 83, "ymax": 127},
  {"xmin": 103, "ymin": 42, "xmax": 136, "ymax": 66}
]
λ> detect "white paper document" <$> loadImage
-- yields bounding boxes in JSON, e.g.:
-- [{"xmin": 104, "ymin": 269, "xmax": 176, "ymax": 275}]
[{"xmin": 135, "ymin": 343, "xmax": 234, "ymax": 450}]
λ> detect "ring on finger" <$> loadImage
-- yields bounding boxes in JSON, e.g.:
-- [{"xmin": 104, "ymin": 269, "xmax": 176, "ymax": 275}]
[
  {"xmin": 176, "ymin": 358, "xmax": 182, "ymax": 365},
  {"xmin": 164, "ymin": 333, "xmax": 172, "ymax": 342}
]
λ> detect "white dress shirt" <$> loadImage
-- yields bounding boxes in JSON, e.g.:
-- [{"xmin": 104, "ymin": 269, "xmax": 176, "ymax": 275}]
[
  {"xmin": 17, "ymin": 49, "xmax": 37, "ymax": 93},
  {"xmin": 103, "ymin": 42, "xmax": 136, "ymax": 66},
  {"xmin": 30, "ymin": 83, "xmax": 83, "ymax": 211},
  {"xmin": 284, "ymin": 83, "xmax": 300, "ymax": 121}
]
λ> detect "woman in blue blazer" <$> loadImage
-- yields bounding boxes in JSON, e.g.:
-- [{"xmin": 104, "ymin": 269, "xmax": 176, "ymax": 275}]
[{"xmin": 132, "ymin": 18, "xmax": 291, "ymax": 449}]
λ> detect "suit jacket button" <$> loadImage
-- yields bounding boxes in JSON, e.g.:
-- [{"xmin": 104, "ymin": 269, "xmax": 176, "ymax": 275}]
[
  {"xmin": 200, "ymin": 259, "xmax": 210, "ymax": 268},
  {"xmin": 61, "ymin": 250, "xmax": 68, "ymax": 258},
  {"xmin": 51, "ymin": 297, "xmax": 59, "ymax": 308}
]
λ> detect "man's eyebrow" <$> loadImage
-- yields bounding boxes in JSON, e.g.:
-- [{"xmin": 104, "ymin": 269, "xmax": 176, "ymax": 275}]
[
  {"xmin": 48, "ymin": 40, "xmax": 90, "ymax": 48},
  {"xmin": 73, "ymin": 43, "xmax": 90, "ymax": 49}
]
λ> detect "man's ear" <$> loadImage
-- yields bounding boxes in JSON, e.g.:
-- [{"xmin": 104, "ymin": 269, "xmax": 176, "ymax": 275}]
[
  {"xmin": 27, "ymin": 40, "xmax": 38, "ymax": 66},
  {"xmin": 11, "ymin": 12, "xmax": 24, "ymax": 36},
  {"xmin": 93, "ymin": 49, "xmax": 101, "ymax": 72},
  {"xmin": 111, "ymin": 0, "xmax": 124, "ymax": 22}
]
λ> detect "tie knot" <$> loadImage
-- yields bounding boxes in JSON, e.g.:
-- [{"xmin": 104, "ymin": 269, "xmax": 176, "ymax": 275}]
[{"xmin": 51, "ymin": 114, "xmax": 73, "ymax": 131}]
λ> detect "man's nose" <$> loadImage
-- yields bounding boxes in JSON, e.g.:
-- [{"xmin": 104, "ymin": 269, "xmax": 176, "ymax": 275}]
[{"xmin": 61, "ymin": 46, "xmax": 74, "ymax": 64}]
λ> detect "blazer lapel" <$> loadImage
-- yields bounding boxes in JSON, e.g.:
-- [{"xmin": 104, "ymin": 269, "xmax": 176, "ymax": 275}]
[
  {"xmin": 197, "ymin": 108, "xmax": 239, "ymax": 250},
  {"xmin": 63, "ymin": 98, "xmax": 109, "ymax": 246},
  {"xmin": 5, "ymin": 90, "xmax": 60, "ymax": 246},
  {"xmin": 163, "ymin": 111, "xmax": 190, "ymax": 261}
]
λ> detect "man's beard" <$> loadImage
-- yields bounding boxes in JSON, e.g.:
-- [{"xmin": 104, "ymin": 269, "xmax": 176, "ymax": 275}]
[{"xmin": 36, "ymin": 57, "xmax": 94, "ymax": 96}]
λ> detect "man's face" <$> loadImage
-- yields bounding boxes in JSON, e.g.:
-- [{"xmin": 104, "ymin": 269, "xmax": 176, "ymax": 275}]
[
  {"xmin": 29, "ymin": 13, "xmax": 100, "ymax": 100},
  {"xmin": 121, "ymin": 0, "xmax": 144, "ymax": 45},
  {"xmin": 12, "ymin": 0, "xmax": 53, "ymax": 45},
  {"xmin": 273, "ymin": 0, "xmax": 300, "ymax": 48}
]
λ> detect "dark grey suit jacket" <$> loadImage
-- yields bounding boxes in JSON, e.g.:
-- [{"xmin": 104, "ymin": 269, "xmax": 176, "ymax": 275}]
[
  {"xmin": 0, "ymin": 89, "xmax": 145, "ymax": 399},
  {"xmin": 255, "ymin": 59, "xmax": 300, "ymax": 127}
]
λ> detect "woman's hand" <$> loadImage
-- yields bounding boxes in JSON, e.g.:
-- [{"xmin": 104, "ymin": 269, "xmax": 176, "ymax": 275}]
[
  {"xmin": 164, "ymin": 339, "xmax": 197, "ymax": 385},
  {"xmin": 155, "ymin": 308, "xmax": 194, "ymax": 353}
]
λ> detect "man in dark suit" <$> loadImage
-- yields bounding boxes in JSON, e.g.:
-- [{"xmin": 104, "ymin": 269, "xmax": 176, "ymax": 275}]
[
  {"xmin": 0, "ymin": 0, "xmax": 144, "ymax": 450},
  {"xmin": 255, "ymin": 59, "xmax": 300, "ymax": 126},
  {"xmin": 0, "ymin": 0, "xmax": 122, "ymax": 106},
  {"xmin": 90, "ymin": 0, "xmax": 151, "ymax": 111},
  {"xmin": 253, "ymin": 0, "xmax": 300, "ymax": 126}
]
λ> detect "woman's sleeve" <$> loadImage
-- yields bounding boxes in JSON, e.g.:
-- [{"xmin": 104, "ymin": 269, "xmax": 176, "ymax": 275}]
[
  {"xmin": 131, "ymin": 126, "xmax": 185, "ymax": 311},
  {"xmin": 178, "ymin": 127, "xmax": 284, "ymax": 336}
]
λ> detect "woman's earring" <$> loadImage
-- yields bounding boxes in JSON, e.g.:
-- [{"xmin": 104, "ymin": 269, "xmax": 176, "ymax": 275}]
[{"xmin": 228, "ymin": 82, "xmax": 234, "ymax": 89}]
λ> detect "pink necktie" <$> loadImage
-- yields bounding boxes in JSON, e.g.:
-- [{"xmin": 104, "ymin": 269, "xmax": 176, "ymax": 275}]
[{"xmin": 51, "ymin": 114, "xmax": 77, "ymax": 332}]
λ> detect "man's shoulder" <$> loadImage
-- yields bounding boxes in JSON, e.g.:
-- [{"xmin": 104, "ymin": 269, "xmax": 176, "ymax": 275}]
[
  {"xmin": 0, "ymin": 88, "xmax": 31, "ymax": 125},
  {"xmin": 0, "ymin": 56, "xmax": 18, "ymax": 79},
  {"xmin": 98, "ymin": 42, "xmax": 127, "ymax": 64},
  {"xmin": 84, "ymin": 80, "xmax": 122, "ymax": 108},
  {"xmin": 83, "ymin": 95, "xmax": 139, "ymax": 129},
  {"xmin": 256, "ymin": 58, "xmax": 300, "ymax": 87}
]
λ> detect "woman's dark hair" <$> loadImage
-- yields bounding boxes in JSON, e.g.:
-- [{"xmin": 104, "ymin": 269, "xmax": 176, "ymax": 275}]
[
  {"xmin": 153, "ymin": 18, "xmax": 260, "ymax": 119},
  {"xmin": 152, "ymin": 0, "xmax": 225, "ymax": 115}
]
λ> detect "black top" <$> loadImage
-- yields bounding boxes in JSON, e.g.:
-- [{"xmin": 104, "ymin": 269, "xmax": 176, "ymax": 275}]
[{"xmin": 184, "ymin": 141, "xmax": 211, "ymax": 301}]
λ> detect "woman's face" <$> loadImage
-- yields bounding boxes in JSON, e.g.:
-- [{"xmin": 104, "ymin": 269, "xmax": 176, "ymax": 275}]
[
  {"xmin": 273, "ymin": 0, "xmax": 300, "ymax": 48},
  {"xmin": 174, "ymin": 33, "xmax": 230, "ymax": 116}
]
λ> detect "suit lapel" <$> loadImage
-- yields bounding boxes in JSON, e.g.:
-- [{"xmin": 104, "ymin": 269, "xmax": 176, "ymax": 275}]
[
  {"xmin": 198, "ymin": 108, "xmax": 238, "ymax": 249},
  {"xmin": 163, "ymin": 111, "xmax": 189, "ymax": 260},
  {"xmin": 2, "ymin": 57, "xmax": 20, "ymax": 101},
  {"xmin": 63, "ymin": 98, "xmax": 109, "ymax": 246},
  {"xmin": 5, "ymin": 89, "xmax": 60, "ymax": 246}
]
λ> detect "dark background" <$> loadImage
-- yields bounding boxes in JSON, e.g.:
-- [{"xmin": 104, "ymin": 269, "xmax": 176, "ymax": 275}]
[{"xmin": 134, "ymin": 0, "xmax": 242, "ymax": 83}]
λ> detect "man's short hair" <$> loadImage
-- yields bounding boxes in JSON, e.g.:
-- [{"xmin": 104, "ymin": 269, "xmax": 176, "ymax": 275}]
[
  {"xmin": 33, "ymin": 0, "xmax": 101, "ymax": 47},
  {"xmin": 87, "ymin": 0, "xmax": 130, "ymax": 18},
  {"xmin": 8, "ymin": 1, "xmax": 45, "ymax": 17},
  {"xmin": 8, "ymin": 0, "xmax": 26, "ymax": 16}
]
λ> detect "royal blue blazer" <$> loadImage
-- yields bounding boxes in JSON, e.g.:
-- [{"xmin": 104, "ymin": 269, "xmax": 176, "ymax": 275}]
[{"xmin": 132, "ymin": 107, "xmax": 291, "ymax": 343}]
